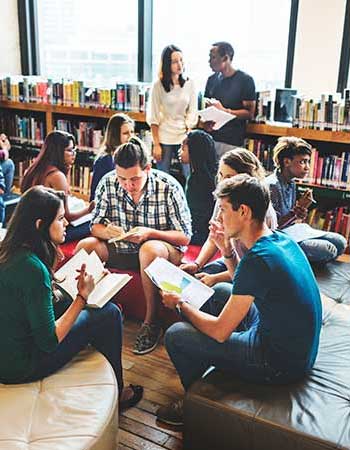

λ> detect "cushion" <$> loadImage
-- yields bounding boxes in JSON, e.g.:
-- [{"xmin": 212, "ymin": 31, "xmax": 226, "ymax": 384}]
[{"xmin": 0, "ymin": 349, "xmax": 119, "ymax": 450}]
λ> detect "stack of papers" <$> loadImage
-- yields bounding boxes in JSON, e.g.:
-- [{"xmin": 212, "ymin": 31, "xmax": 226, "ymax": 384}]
[{"xmin": 199, "ymin": 106, "xmax": 236, "ymax": 130}]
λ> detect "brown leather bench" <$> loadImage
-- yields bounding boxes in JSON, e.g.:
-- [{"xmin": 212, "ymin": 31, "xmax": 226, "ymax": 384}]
[{"xmin": 183, "ymin": 261, "xmax": 350, "ymax": 450}]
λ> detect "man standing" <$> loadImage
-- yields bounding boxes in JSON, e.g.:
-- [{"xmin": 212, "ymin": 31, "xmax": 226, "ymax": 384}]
[
  {"xmin": 204, "ymin": 42, "xmax": 256, "ymax": 157},
  {"xmin": 76, "ymin": 137, "xmax": 192, "ymax": 354},
  {"xmin": 157, "ymin": 174, "xmax": 322, "ymax": 426}
]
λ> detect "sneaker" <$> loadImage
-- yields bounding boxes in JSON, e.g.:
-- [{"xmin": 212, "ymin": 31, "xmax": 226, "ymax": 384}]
[
  {"xmin": 157, "ymin": 399, "xmax": 184, "ymax": 426},
  {"xmin": 133, "ymin": 323, "xmax": 162, "ymax": 355}
]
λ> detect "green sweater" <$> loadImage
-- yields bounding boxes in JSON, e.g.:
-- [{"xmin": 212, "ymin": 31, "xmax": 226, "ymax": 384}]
[{"xmin": 0, "ymin": 250, "xmax": 58, "ymax": 383}]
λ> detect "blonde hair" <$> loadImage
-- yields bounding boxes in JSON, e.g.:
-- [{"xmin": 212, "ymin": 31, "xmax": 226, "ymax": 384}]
[
  {"xmin": 272, "ymin": 136, "xmax": 312, "ymax": 169},
  {"xmin": 221, "ymin": 147, "xmax": 265, "ymax": 180}
]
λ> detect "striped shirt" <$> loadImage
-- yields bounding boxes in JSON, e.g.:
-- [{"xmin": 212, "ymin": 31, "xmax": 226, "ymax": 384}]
[{"xmin": 92, "ymin": 168, "xmax": 192, "ymax": 253}]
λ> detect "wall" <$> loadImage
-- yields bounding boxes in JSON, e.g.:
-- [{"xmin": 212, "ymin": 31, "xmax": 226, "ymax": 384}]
[
  {"xmin": 293, "ymin": 0, "xmax": 346, "ymax": 98},
  {"xmin": 0, "ymin": 0, "xmax": 21, "ymax": 74}
]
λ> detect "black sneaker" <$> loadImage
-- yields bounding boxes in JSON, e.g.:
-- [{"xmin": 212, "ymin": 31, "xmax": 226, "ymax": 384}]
[
  {"xmin": 157, "ymin": 399, "xmax": 184, "ymax": 426},
  {"xmin": 133, "ymin": 323, "xmax": 162, "ymax": 355}
]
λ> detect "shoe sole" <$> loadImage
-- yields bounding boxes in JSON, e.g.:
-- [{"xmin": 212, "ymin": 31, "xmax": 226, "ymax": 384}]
[
  {"xmin": 156, "ymin": 416, "xmax": 183, "ymax": 427},
  {"xmin": 133, "ymin": 333, "xmax": 162, "ymax": 355}
]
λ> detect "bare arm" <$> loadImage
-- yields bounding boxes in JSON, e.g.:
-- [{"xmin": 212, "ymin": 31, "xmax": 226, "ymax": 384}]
[{"xmin": 150, "ymin": 124, "xmax": 162, "ymax": 162}]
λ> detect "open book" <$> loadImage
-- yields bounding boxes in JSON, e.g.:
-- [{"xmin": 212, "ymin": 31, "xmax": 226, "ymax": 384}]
[
  {"xmin": 199, "ymin": 105, "xmax": 236, "ymax": 130},
  {"xmin": 145, "ymin": 257, "xmax": 214, "ymax": 310},
  {"xmin": 55, "ymin": 249, "xmax": 131, "ymax": 308},
  {"xmin": 108, "ymin": 227, "xmax": 141, "ymax": 243}
]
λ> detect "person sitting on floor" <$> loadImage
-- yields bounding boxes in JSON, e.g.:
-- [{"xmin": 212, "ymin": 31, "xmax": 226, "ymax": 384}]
[
  {"xmin": 266, "ymin": 136, "xmax": 347, "ymax": 263},
  {"xmin": 180, "ymin": 129, "xmax": 217, "ymax": 245},
  {"xmin": 21, "ymin": 130, "xmax": 95, "ymax": 242},
  {"xmin": 76, "ymin": 136, "xmax": 192, "ymax": 355},
  {"xmin": 0, "ymin": 164, "xmax": 5, "ymax": 224},
  {"xmin": 181, "ymin": 148, "xmax": 277, "ymax": 287},
  {"xmin": 90, "ymin": 113, "xmax": 134, "ymax": 201},
  {"xmin": 157, "ymin": 174, "xmax": 322, "ymax": 426},
  {"xmin": 0, "ymin": 185, "xmax": 142, "ymax": 410},
  {"xmin": 0, "ymin": 133, "xmax": 15, "ymax": 200}
]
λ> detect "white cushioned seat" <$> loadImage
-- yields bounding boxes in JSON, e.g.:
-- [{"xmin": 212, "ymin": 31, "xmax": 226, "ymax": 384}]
[{"xmin": 0, "ymin": 349, "xmax": 119, "ymax": 450}]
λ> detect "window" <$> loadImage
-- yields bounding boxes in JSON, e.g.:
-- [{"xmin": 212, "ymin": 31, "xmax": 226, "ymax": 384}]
[
  {"xmin": 36, "ymin": 0, "xmax": 138, "ymax": 84},
  {"xmin": 152, "ymin": 0, "xmax": 292, "ymax": 93}
]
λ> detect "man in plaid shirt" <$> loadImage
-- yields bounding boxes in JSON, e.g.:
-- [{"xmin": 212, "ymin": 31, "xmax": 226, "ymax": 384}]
[{"xmin": 76, "ymin": 137, "xmax": 192, "ymax": 354}]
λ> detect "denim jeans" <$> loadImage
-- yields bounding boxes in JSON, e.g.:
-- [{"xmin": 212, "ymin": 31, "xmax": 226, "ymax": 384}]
[
  {"xmin": 65, "ymin": 221, "xmax": 91, "ymax": 242},
  {"xmin": 201, "ymin": 257, "xmax": 227, "ymax": 275},
  {"xmin": 157, "ymin": 144, "xmax": 190, "ymax": 178},
  {"xmin": 0, "ymin": 159, "xmax": 15, "ymax": 196},
  {"xmin": 28, "ymin": 302, "xmax": 124, "ymax": 391},
  {"xmin": 0, "ymin": 196, "xmax": 4, "ymax": 224},
  {"xmin": 165, "ymin": 282, "xmax": 302, "ymax": 390},
  {"xmin": 300, "ymin": 232, "xmax": 347, "ymax": 263}
]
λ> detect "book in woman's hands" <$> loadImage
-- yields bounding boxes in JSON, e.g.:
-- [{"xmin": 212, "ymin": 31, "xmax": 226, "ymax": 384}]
[
  {"xmin": 55, "ymin": 249, "xmax": 131, "ymax": 308},
  {"xmin": 145, "ymin": 257, "xmax": 214, "ymax": 310}
]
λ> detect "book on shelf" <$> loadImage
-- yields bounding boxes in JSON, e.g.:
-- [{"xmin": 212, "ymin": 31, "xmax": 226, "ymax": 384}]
[
  {"xmin": 145, "ymin": 257, "xmax": 214, "ymax": 310},
  {"xmin": 55, "ymin": 249, "xmax": 131, "ymax": 308}
]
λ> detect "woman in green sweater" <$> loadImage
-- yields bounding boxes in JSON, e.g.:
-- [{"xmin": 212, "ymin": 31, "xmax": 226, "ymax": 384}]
[{"xmin": 0, "ymin": 186, "xmax": 142, "ymax": 410}]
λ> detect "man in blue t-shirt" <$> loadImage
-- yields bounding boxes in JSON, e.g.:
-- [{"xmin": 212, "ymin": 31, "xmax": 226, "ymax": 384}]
[
  {"xmin": 203, "ymin": 42, "xmax": 256, "ymax": 157},
  {"xmin": 156, "ymin": 174, "xmax": 322, "ymax": 426}
]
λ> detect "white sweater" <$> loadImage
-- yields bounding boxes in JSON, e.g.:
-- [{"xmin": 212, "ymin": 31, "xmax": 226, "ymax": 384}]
[{"xmin": 147, "ymin": 79, "xmax": 198, "ymax": 145}]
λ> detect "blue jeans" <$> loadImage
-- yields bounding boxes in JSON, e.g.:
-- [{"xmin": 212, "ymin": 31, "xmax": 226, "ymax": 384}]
[
  {"xmin": 0, "ymin": 159, "xmax": 15, "ymax": 197},
  {"xmin": 0, "ymin": 196, "xmax": 4, "ymax": 224},
  {"xmin": 65, "ymin": 221, "xmax": 91, "ymax": 242},
  {"xmin": 201, "ymin": 257, "xmax": 227, "ymax": 275},
  {"xmin": 157, "ymin": 144, "xmax": 190, "ymax": 178},
  {"xmin": 165, "ymin": 283, "xmax": 302, "ymax": 390},
  {"xmin": 28, "ymin": 302, "xmax": 124, "ymax": 391},
  {"xmin": 300, "ymin": 232, "xmax": 347, "ymax": 263}
]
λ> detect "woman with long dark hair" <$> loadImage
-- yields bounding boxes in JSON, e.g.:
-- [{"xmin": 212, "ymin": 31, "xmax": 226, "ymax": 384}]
[
  {"xmin": 90, "ymin": 113, "xmax": 134, "ymax": 200},
  {"xmin": 21, "ymin": 130, "xmax": 94, "ymax": 241},
  {"xmin": 0, "ymin": 186, "xmax": 142, "ymax": 409},
  {"xmin": 180, "ymin": 130, "xmax": 218, "ymax": 244},
  {"xmin": 147, "ymin": 44, "xmax": 197, "ymax": 179}
]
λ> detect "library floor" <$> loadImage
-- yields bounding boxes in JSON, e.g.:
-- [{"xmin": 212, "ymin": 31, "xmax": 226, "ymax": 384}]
[{"xmin": 120, "ymin": 319, "xmax": 183, "ymax": 450}]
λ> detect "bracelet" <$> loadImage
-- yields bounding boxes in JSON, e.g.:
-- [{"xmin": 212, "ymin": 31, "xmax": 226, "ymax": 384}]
[
  {"xmin": 223, "ymin": 252, "xmax": 233, "ymax": 259},
  {"xmin": 193, "ymin": 261, "xmax": 201, "ymax": 270},
  {"xmin": 76, "ymin": 292, "xmax": 88, "ymax": 304}
]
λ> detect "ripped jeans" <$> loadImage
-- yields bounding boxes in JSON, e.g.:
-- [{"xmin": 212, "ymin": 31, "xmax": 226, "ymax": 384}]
[{"xmin": 165, "ymin": 282, "xmax": 306, "ymax": 390}]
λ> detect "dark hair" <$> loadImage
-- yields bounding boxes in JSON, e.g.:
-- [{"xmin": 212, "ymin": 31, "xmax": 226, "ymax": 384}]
[
  {"xmin": 21, "ymin": 130, "xmax": 75, "ymax": 192},
  {"xmin": 159, "ymin": 44, "xmax": 187, "ymax": 93},
  {"xmin": 215, "ymin": 174, "xmax": 270, "ymax": 223},
  {"xmin": 273, "ymin": 136, "xmax": 312, "ymax": 169},
  {"xmin": 221, "ymin": 148, "xmax": 265, "ymax": 180},
  {"xmin": 187, "ymin": 130, "xmax": 217, "ymax": 178},
  {"xmin": 213, "ymin": 41, "xmax": 234, "ymax": 61},
  {"xmin": 113, "ymin": 136, "xmax": 150, "ymax": 169},
  {"xmin": 0, "ymin": 186, "xmax": 65, "ymax": 273},
  {"xmin": 99, "ymin": 113, "xmax": 134, "ymax": 156}
]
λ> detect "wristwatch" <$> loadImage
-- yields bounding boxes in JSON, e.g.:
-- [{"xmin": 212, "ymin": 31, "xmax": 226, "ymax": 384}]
[{"xmin": 176, "ymin": 299, "xmax": 188, "ymax": 315}]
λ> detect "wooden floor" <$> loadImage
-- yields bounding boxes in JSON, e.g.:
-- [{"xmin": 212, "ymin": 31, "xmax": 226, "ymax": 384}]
[{"xmin": 119, "ymin": 319, "xmax": 184, "ymax": 450}]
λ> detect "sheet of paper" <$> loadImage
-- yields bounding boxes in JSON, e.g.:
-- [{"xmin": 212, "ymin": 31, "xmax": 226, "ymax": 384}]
[
  {"xmin": 199, "ymin": 105, "xmax": 236, "ymax": 130},
  {"xmin": 145, "ymin": 257, "xmax": 214, "ymax": 310},
  {"xmin": 70, "ymin": 213, "xmax": 93, "ymax": 227}
]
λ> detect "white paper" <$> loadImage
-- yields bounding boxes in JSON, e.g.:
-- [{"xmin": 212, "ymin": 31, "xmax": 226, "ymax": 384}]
[
  {"xmin": 199, "ymin": 106, "xmax": 236, "ymax": 130},
  {"xmin": 145, "ymin": 257, "xmax": 214, "ymax": 310},
  {"xmin": 70, "ymin": 213, "xmax": 93, "ymax": 227},
  {"xmin": 282, "ymin": 223, "xmax": 327, "ymax": 243}
]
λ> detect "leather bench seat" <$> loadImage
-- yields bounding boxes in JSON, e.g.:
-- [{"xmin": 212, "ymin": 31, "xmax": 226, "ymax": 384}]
[
  {"xmin": 184, "ymin": 261, "xmax": 350, "ymax": 450},
  {"xmin": 0, "ymin": 349, "xmax": 119, "ymax": 450}
]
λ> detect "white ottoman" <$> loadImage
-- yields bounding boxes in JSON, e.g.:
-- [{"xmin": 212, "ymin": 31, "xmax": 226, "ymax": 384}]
[{"xmin": 0, "ymin": 349, "xmax": 119, "ymax": 450}]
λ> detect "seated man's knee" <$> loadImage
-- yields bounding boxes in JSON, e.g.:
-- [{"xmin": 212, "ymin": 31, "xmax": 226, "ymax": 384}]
[
  {"xmin": 213, "ymin": 282, "xmax": 232, "ymax": 298},
  {"xmin": 139, "ymin": 240, "xmax": 169, "ymax": 260},
  {"xmin": 76, "ymin": 237, "xmax": 101, "ymax": 253},
  {"xmin": 102, "ymin": 302, "xmax": 122, "ymax": 324},
  {"xmin": 164, "ymin": 322, "xmax": 191, "ymax": 352}
]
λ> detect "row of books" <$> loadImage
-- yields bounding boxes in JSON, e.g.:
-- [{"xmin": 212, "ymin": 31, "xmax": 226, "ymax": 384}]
[
  {"xmin": 0, "ymin": 76, "xmax": 151, "ymax": 112},
  {"xmin": 56, "ymin": 120, "xmax": 104, "ymax": 152},
  {"xmin": 308, "ymin": 206, "xmax": 350, "ymax": 242},
  {"xmin": 0, "ymin": 112, "xmax": 45, "ymax": 145},
  {"xmin": 245, "ymin": 138, "xmax": 275, "ymax": 173}
]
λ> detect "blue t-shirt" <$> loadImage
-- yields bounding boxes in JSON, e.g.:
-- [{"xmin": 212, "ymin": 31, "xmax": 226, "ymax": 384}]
[
  {"xmin": 204, "ymin": 70, "xmax": 256, "ymax": 146},
  {"xmin": 232, "ymin": 231, "xmax": 322, "ymax": 374}
]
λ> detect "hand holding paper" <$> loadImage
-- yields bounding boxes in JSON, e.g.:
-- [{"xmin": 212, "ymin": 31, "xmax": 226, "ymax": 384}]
[{"xmin": 199, "ymin": 106, "xmax": 235, "ymax": 130}]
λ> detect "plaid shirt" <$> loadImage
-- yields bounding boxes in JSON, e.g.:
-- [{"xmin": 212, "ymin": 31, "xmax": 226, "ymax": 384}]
[{"xmin": 91, "ymin": 168, "xmax": 192, "ymax": 253}]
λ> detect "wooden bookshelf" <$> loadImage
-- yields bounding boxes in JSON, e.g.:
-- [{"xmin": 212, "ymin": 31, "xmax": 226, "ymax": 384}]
[
  {"xmin": 246, "ymin": 122, "xmax": 350, "ymax": 144},
  {"xmin": 0, "ymin": 100, "xmax": 146, "ymax": 133}
]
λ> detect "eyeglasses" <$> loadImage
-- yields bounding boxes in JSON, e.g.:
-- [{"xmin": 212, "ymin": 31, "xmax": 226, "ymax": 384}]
[{"xmin": 65, "ymin": 147, "xmax": 77, "ymax": 155}]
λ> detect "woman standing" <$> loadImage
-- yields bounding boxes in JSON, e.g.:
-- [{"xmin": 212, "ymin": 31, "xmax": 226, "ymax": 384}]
[
  {"xmin": 90, "ymin": 113, "xmax": 134, "ymax": 200},
  {"xmin": 21, "ymin": 130, "xmax": 94, "ymax": 242},
  {"xmin": 0, "ymin": 186, "xmax": 142, "ymax": 409},
  {"xmin": 147, "ymin": 44, "xmax": 198, "ymax": 179}
]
